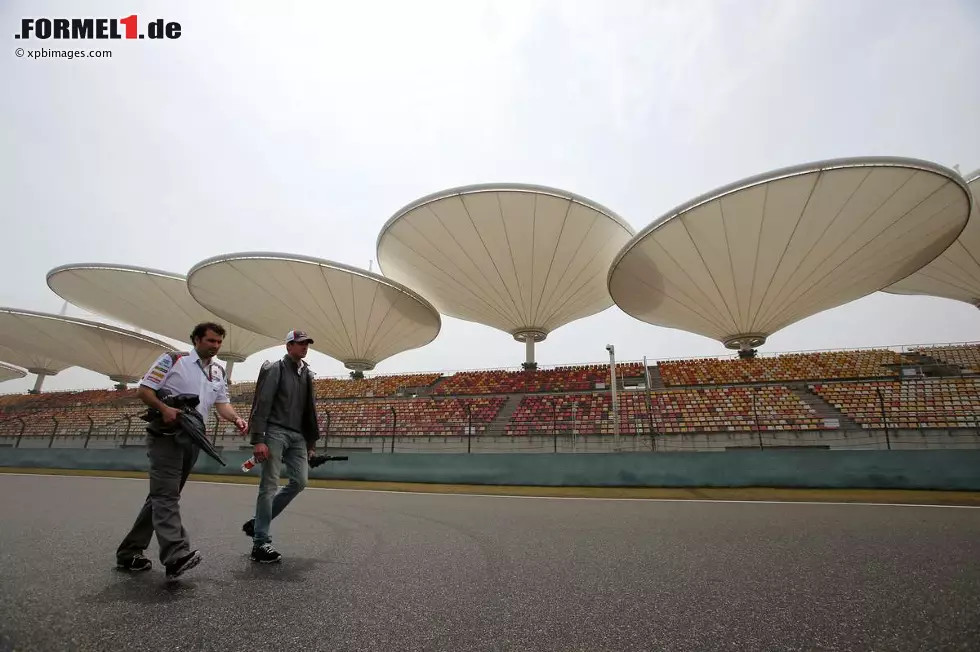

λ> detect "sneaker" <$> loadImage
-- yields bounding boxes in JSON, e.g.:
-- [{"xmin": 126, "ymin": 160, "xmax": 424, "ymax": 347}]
[
  {"xmin": 242, "ymin": 518, "xmax": 255, "ymax": 538},
  {"xmin": 251, "ymin": 543, "xmax": 282, "ymax": 564},
  {"xmin": 117, "ymin": 553, "xmax": 152, "ymax": 572},
  {"xmin": 165, "ymin": 550, "xmax": 202, "ymax": 581}
]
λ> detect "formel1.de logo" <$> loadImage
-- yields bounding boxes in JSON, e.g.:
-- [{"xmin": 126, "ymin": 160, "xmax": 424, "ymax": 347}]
[{"xmin": 15, "ymin": 16, "xmax": 181, "ymax": 40}]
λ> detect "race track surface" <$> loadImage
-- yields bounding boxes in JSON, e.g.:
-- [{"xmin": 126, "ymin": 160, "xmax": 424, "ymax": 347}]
[{"xmin": 1, "ymin": 474, "xmax": 979, "ymax": 651}]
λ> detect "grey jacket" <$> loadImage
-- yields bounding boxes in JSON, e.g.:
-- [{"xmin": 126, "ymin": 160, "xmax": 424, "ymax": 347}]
[{"xmin": 247, "ymin": 356, "xmax": 319, "ymax": 448}]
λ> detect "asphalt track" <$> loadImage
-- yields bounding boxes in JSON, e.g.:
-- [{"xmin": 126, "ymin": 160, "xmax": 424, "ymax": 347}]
[{"xmin": 1, "ymin": 474, "xmax": 979, "ymax": 651}]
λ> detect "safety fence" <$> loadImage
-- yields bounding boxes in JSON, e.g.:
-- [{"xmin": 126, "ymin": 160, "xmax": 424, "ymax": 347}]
[{"xmin": 2, "ymin": 405, "xmax": 978, "ymax": 454}]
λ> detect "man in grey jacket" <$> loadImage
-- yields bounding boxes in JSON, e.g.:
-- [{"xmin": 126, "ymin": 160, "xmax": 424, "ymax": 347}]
[{"xmin": 242, "ymin": 329, "xmax": 320, "ymax": 563}]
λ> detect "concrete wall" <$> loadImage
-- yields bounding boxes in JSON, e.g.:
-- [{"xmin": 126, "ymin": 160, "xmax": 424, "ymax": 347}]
[
  {"xmin": 2, "ymin": 446, "xmax": 980, "ymax": 491},
  {"xmin": 5, "ymin": 429, "xmax": 980, "ymax": 455},
  {"xmin": 307, "ymin": 430, "xmax": 980, "ymax": 454}
]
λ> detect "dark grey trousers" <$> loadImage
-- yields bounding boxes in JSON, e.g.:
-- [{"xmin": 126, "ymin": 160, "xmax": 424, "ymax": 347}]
[{"xmin": 116, "ymin": 432, "xmax": 200, "ymax": 566}]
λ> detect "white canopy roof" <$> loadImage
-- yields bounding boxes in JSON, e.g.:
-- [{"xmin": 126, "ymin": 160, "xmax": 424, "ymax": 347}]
[
  {"xmin": 376, "ymin": 183, "xmax": 635, "ymax": 343},
  {"xmin": 186, "ymin": 252, "xmax": 441, "ymax": 372},
  {"xmin": 608, "ymin": 157, "xmax": 972, "ymax": 350},
  {"xmin": 0, "ymin": 361, "xmax": 26, "ymax": 385},
  {"xmin": 0, "ymin": 308, "xmax": 172, "ymax": 383},
  {"xmin": 46, "ymin": 263, "xmax": 279, "ymax": 363},
  {"xmin": 0, "ymin": 344, "xmax": 73, "ymax": 375},
  {"xmin": 884, "ymin": 169, "xmax": 980, "ymax": 307}
]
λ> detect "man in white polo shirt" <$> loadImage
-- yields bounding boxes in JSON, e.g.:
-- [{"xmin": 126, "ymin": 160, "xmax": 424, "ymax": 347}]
[{"xmin": 115, "ymin": 321, "xmax": 248, "ymax": 581}]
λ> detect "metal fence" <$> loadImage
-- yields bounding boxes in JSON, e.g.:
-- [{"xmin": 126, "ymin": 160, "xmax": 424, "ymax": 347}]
[{"xmin": 3, "ymin": 409, "xmax": 978, "ymax": 454}]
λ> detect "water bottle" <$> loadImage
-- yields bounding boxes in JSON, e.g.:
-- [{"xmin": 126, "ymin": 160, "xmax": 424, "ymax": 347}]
[{"xmin": 241, "ymin": 455, "xmax": 257, "ymax": 472}]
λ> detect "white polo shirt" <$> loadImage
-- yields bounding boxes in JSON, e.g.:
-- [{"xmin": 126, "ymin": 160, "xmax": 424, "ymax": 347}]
[{"xmin": 139, "ymin": 349, "xmax": 230, "ymax": 419}]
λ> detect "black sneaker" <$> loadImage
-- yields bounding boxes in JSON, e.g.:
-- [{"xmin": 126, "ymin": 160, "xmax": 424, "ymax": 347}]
[
  {"xmin": 242, "ymin": 518, "xmax": 255, "ymax": 538},
  {"xmin": 165, "ymin": 550, "xmax": 202, "ymax": 581},
  {"xmin": 117, "ymin": 553, "xmax": 152, "ymax": 572},
  {"xmin": 251, "ymin": 543, "xmax": 282, "ymax": 564}
]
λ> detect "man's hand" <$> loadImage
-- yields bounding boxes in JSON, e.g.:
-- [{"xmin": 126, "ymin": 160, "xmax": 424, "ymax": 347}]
[
  {"xmin": 254, "ymin": 443, "xmax": 270, "ymax": 463},
  {"xmin": 160, "ymin": 405, "xmax": 179, "ymax": 424},
  {"xmin": 308, "ymin": 448, "xmax": 316, "ymax": 461},
  {"xmin": 234, "ymin": 417, "xmax": 247, "ymax": 434}
]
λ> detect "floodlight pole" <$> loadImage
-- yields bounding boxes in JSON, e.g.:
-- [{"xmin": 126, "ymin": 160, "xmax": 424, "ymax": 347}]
[{"xmin": 607, "ymin": 344, "xmax": 620, "ymax": 452}]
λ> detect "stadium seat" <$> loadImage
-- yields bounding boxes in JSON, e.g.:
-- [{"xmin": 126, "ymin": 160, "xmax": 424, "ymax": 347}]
[
  {"xmin": 504, "ymin": 385, "xmax": 827, "ymax": 436},
  {"xmin": 809, "ymin": 378, "xmax": 980, "ymax": 429},
  {"xmin": 313, "ymin": 373, "xmax": 442, "ymax": 399},
  {"xmin": 909, "ymin": 344, "xmax": 980, "ymax": 373},
  {"xmin": 315, "ymin": 397, "xmax": 507, "ymax": 437},
  {"xmin": 433, "ymin": 363, "xmax": 647, "ymax": 395},
  {"xmin": 658, "ymin": 350, "xmax": 903, "ymax": 386}
]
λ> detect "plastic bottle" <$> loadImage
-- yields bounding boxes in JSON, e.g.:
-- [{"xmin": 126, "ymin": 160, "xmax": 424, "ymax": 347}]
[{"xmin": 241, "ymin": 456, "xmax": 257, "ymax": 472}]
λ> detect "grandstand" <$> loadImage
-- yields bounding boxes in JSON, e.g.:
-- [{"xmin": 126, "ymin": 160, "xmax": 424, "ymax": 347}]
[
  {"xmin": 3, "ymin": 341, "xmax": 979, "ymax": 453},
  {"xmin": 1, "ymin": 155, "xmax": 977, "ymax": 454},
  {"xmin": 810, "ymin": 377, "xmax": 980, "ymax": 430},
  {"xmin": 908, "ymin": 344, "xmax": 980, "ymax": 373},
  {"xmin": 314, "ymin": 373, "xmax": 443, "ymax": 399},
  {"xmin": 658, "ymin": 349, "xmax": 905, "ymax": 386},
  {"xmin": 432, "ymin": 363, "xmax": 646, "ymax": 395}
]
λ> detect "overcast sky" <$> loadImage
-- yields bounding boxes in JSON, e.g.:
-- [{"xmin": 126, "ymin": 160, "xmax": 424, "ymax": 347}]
[{"xmin": 2, "ymin": 0, "xmax": 979, "ymax": 393}]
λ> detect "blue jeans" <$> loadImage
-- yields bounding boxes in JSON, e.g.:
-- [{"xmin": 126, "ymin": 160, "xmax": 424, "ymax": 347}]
[{"xmin": 253, "ymin": 425, "xmax": 309, "ymax": 546}]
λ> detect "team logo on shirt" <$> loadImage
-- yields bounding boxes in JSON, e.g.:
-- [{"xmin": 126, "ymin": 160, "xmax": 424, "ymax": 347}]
[{"xmin": 144, "ymin": 353, "xmax": 175, "ymax": 383}]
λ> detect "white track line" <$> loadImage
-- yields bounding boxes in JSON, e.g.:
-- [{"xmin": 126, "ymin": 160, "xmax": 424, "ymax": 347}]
[{"xmin": 2, "ymin": 471, "xmax": 979, "ymax": 508}]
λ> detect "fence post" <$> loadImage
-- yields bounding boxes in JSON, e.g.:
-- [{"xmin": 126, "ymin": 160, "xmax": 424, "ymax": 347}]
[
  {"xmin": 646, "ymin": 391, "xmax": 656, "ymax": 452},
  {"xmin": 753, "ymin": 388, "xmax": 762, "ymax": 450},
  {"xmin": 14, "ymin": 418, "xmax": 26, "ymax": 448},
  {"xmin": 571, "ymin": 405, "xmax": 578, "ymax": 453},
  {"xmin": 390, "ymin": 405, "xmax": 396, "ymax": 454},
  {"xmin": 83, "ymin": 414, "xmax": 95, "ymax": 448},
  {"xmin": 875, "ymin": 386, "xmax": 891, "ymax": 450},
  {"xmin": 465, "ymin": 402, "xmax": 472, "ymax": 454},
  {"xmin": 121, "ymin": 416, "xmax": 133, "ymax": 448},
  {"xmin": 552, "ymin": 399, "xmax": 558, "ymax": 453},
  {"xmin": 48, "ymin": 416, "xmax": 58, "ymax": 448}
]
